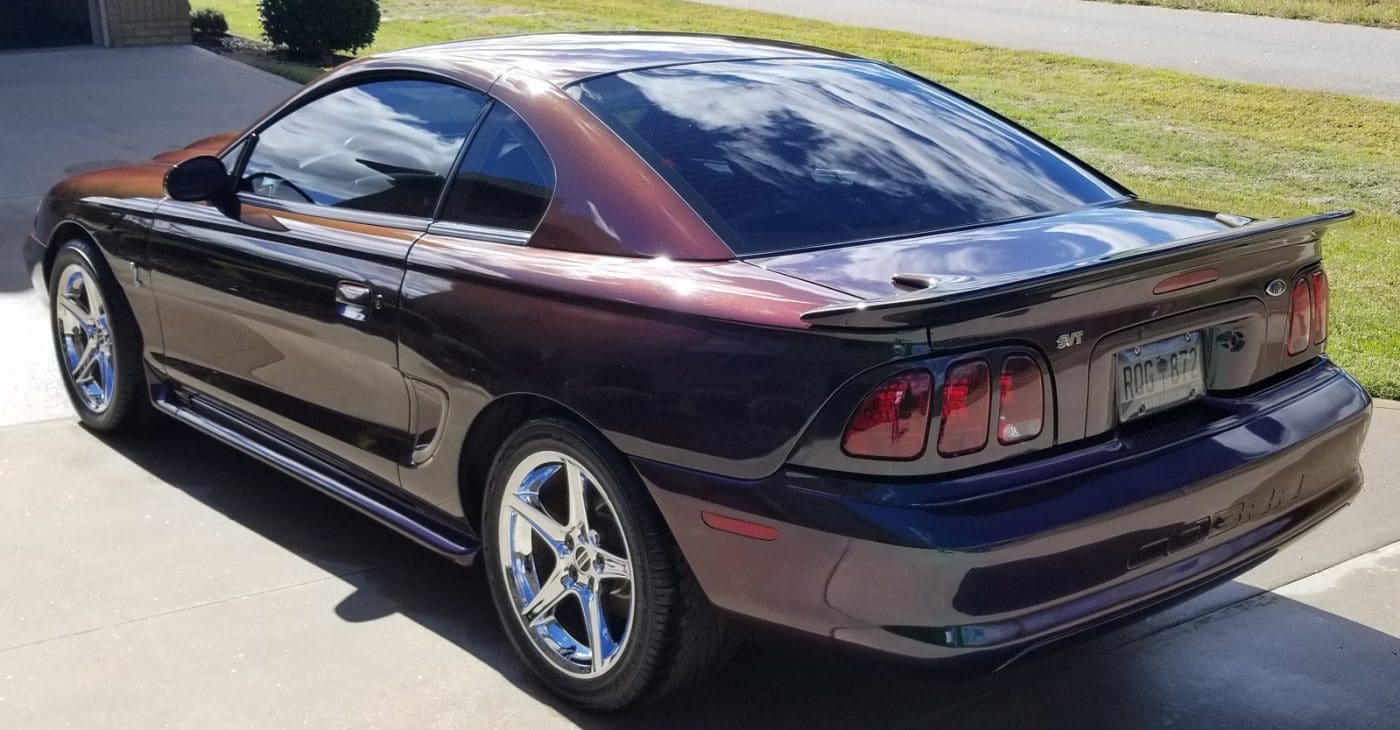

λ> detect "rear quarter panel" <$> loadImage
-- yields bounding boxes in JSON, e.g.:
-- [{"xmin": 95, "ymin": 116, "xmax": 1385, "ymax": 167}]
[{"xmin": 394, "ymin": 236, "xmax": 923, "ymax": 515}]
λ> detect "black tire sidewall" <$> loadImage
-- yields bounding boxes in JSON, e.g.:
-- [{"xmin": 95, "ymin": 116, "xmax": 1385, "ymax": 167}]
[{"xmin": 482, "ymin": 418, "xmax": 667, "ymax": 710}]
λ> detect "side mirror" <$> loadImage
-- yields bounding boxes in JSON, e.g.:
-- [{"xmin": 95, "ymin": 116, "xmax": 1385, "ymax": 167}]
[{"xmin": 164, "ymin": 155, "xmax": 231, "ymax": 202}]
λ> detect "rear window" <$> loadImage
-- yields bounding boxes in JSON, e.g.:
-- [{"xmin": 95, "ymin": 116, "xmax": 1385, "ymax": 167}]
[{"xmin": 571, "ymin": 60, "xmax": 1122, "ymax": 255}]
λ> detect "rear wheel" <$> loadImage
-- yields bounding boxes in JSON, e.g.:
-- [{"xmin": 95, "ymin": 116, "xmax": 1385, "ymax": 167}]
[
  {"xmin": 48, "ymin": 238, "xmax": 146, "ymax": 433},
  {"xmin": 482, "ymin": 418, "xmax": 735, "ymax": 710}
]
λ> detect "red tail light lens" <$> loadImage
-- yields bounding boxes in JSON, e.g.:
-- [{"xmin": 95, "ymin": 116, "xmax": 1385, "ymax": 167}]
[
  {"xmin": 937, "ymin": 359, "xmax": 991, "ymax": 457},
  {"xmin": 841, "ymin": 369, "xmax": 933, "ymax": 460},
  {"xmin": 1311, "ymin": 270, "xmax": 1328, "ymax": 345},
  {"xmin": 997, "ymin": 355, "xmax": 1044, "ymax": 445},
  {"xmin": 1287, "ymin": 276, "xmax": 1313, "ymax": 355}
]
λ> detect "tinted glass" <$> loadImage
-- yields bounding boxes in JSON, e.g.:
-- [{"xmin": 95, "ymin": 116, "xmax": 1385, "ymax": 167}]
[
  {"xmin": 439, "ymin": 106, "xmax": 555, "ymax": 231},
  {"xmin": 573, "ymin": 60, "xmax": 1121, "ymax": 254},
  {"xmin": 219, "ymin": 138, "xmax": 248, "ymax": 168},
  {"xmin": 240, "ymin": 80, "xmax": 487, "ymax": 218}
]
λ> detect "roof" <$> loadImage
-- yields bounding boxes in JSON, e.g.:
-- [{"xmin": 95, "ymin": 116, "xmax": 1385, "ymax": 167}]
[{"xmin": 376, "ymin": 31, "xmax": 852, "ymax": 87}]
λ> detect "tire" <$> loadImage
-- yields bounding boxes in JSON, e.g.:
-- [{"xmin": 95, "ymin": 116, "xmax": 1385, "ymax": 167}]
[
  {"xmin": 48, "ymin": 237, "xmax": 147, "ymax": 433},
  {"xmin": 482, "ymin": 417, "xmax": 736, "ymax": 710}
]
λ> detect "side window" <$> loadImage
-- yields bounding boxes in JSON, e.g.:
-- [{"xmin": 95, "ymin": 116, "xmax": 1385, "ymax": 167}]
[
  {"xmin": 219, "ymin": 138, "xmax": 248, "ymax": 169},
  {"xmin": 438, "ymin": 105, "xmax": 555, "ymax": 232},
  {"xmin": 238, "ymin": 79, "xmax": 487, "ymax": 219}
]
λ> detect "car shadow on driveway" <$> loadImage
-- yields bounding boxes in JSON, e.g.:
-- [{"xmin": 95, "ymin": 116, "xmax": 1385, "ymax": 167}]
[{"xmin": 91, "ymin": 419, "xmax": 1400, "ymax": 729}]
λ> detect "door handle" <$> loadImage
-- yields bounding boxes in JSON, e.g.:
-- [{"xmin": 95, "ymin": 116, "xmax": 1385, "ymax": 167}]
[
  {"xmin": 336, "ymin": 281, "xmax": 373, "ymax": 305},
  {"xmin": 335, "ymin": 281, "xmax": 381, "ymax": 321}
]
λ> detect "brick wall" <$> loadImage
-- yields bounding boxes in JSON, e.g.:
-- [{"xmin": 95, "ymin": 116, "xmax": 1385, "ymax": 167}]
[{"xmin": 97, "ymin": 0, "xmax": 192, "ymax": 46}]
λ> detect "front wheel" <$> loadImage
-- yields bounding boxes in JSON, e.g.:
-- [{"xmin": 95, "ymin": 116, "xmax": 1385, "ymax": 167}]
[
  {"xmin": 482, "ymin": 418, "xmax": 735, "ymax": 710},
  {"xmin": 48, "ymin": 238, "xmax": 146, "ymax": 432}
]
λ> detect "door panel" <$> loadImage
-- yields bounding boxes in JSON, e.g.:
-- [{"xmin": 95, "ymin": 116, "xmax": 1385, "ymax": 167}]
[
  {"xmin": 148, "ymin": 199, "xmax": 417, "ymax": 482},
  {"xmin": 146, "ymin": 76, "xmax": 489, "ymax": 486}
]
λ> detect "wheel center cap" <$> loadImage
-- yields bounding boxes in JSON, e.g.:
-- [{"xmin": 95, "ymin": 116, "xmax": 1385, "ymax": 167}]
[{"xmin": 573, "ymin": 545, "xmax": 595, "ymax": 570}]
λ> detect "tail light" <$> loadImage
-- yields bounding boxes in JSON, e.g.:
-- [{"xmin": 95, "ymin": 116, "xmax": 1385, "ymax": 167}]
[
  {"xmin": 937, "ymin": 359, "xmax": 991, "ymax": 457},
  {"xmin": 1287, "ymin": 275, "xmax": 1314, "ymax": 355},
  {"xmin": 997, "ymin": 355, "xmax": 1044, "ymax": 445},
  {"xmin": 1311, "ymin": 270, "xmax": 1328, "ymax": 345},
  {"xmin": 841, "ymin": 369, "xmax": 933, "ymax": 459}
]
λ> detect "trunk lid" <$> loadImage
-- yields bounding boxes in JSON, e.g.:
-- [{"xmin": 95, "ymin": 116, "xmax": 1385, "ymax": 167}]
[
  {"xmin": 750, "ymin": 201, "xmax": 1235, "ymax": 301},
  {"xmin": 754, "ymin": 200, "xmax": 1351, "ymax": 444}
]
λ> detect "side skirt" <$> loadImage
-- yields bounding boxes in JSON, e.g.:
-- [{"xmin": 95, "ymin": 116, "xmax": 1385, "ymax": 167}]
[{"xmin": 150, "ymin": 382, "xmax": 480, "ymax": 565}]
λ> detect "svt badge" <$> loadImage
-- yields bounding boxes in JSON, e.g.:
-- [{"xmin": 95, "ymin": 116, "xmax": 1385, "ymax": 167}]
[{"xmin": 1056, "ymin": 331, "xmax": 1085, "ymax": 350}]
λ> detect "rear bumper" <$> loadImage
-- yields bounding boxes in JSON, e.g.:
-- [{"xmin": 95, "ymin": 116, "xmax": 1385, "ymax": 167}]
[{"xmin": 637, "ymin": 359, "xmax": 1370, "ymax": 666}]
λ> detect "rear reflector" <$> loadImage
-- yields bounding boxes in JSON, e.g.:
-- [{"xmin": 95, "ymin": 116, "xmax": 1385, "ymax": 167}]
[
  {"xmin": 841, "ymin": 369, "xmax": 933, "ymax": 459},
  {"xmin": 938, "ymin": 359, "xmax": 991, "ymax": 457},
  {"xmin": 997, "ymin": 356, "xmax": 1044, "ymax": 445},
  {"xmin": 1287, "ymin": 276, "xmax": 1313, "ymax": 355},
  {"xmin": 701, "ymin": 511, "xmax": 778, "ymax": 541},
  {"xmin": 1311, "ymin": 270, "xmax": 1328, "ymax": 345}
]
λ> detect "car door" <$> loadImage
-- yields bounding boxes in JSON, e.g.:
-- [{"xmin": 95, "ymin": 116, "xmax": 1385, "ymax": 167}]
[{"xmin": 147, "ymin": 77, "xmax": 488, "ymax": 485}]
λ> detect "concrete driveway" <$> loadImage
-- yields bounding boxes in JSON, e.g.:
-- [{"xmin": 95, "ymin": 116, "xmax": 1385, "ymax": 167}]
[
  {"xmin": 2, "ymin": 45, "xmax": 1399, "ymax": 729},
  {"xmin": 0, "ymin": 44, "xmax": 297, "ymax": 427},
  {"xmin": 700, "ymin": 0, "xmax": 1400, "ymax": 102}
]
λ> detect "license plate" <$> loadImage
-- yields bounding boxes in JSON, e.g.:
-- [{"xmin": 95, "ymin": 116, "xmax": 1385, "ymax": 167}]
[{"xmin": 1116, "ymin": 332, "xmax": 1205, "ymax": 422}]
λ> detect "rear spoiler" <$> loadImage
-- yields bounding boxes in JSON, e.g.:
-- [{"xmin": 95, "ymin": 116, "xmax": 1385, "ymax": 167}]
[{"xmin": 799, "ymin": 210, "xmax": 1354, "ymax": 330}]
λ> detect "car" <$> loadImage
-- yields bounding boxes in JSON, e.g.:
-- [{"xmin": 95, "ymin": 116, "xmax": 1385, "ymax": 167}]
[{"xmin": 22, "ymin": 32, "xmax": 1370, "ymax": 710}]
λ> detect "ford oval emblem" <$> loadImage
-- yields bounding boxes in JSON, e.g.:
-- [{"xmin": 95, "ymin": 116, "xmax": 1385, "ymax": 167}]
[{"xmin": 1265, "ymin": 279, "xmax": 1288, "ymax": 297}]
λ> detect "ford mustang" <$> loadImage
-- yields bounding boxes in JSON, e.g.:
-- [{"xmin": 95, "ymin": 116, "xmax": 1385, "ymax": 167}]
[{"xmin": 22, "ymin": 33, "xmax": 1371, "ymax": 710}]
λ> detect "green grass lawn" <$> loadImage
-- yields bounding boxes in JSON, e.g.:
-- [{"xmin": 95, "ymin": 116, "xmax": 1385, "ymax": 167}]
[
  {"xmin": 1089, "ymin": 0, "xmax": 1400, "ymax": 30},
  {"xmin": 198, "ymin": 0, "xmax": 1400, "ymax": 398}
]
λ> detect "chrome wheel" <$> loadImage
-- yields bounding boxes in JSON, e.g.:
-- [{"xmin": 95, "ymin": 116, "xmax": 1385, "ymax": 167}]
[
  {"xmin": 54, "ymin": 263, "xmax": 116, "ymax": 414},
  {"xmin": 496, "ymin": 450, "xmax": 635, "ymax": 678}
]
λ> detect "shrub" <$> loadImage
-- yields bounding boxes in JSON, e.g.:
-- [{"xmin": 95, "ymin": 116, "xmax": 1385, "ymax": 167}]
[
  {"xmin": 190, "ymin": 8, "xmax": 229, "ymax": 38},
  {"xmin": 258, "ymin": 0, "xmax": 380, "ymax": 60}
]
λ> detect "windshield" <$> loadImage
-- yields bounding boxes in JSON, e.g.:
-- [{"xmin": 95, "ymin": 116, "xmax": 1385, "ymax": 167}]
[{"xmin": 572, "ymin": 59, "xmax": 1123, "ymax": 255}]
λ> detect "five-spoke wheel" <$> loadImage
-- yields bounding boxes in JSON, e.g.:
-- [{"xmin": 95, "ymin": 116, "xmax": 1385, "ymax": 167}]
[
  {"xmin": 497, "ymin": 450, "xmax": 635, "ymax": 676},
  {"xmin": 483, "ymin": 418, "xmax": 735, "ymax": 710},
  {"xmin": 48, "ymin": 238, "xmax": 144, "ymax": 432},
  {"xmin": 54, "ymin": 262, "xmax": 116, "ymax": 414}
]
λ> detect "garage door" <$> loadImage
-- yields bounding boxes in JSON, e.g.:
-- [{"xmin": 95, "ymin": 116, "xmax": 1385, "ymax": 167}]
[{"xmin": 1, "ymin": 0, "xmax": 92, "ymax": 50}]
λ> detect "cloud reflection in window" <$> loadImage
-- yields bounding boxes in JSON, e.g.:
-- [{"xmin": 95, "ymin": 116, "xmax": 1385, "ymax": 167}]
[
  {"xmin": 241, "ymin": 80, "xmax": 486, "ymax": 218},
  {"xmin": 575, "ymin": 60, "xmax": 1120, "ymax": 254}
]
